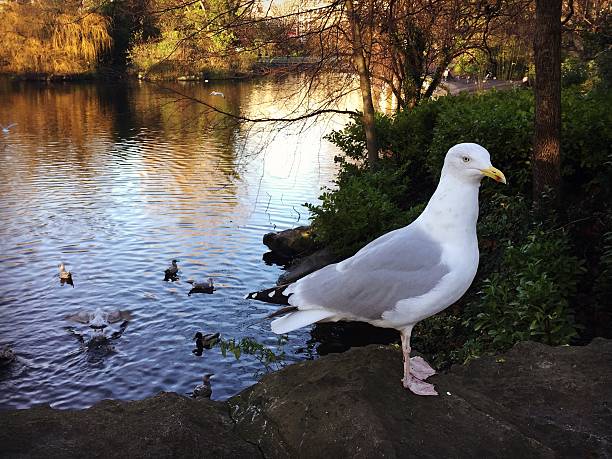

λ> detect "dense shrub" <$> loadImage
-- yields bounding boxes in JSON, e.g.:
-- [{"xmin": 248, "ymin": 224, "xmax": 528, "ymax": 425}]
[
  {"xmin": 305, "ymin": 166, "xmax": 414, "ymax": 258},
  {"xmin": 561, "ymin": 56, "xmax": 590, "ymax": 87},
  {"xmin": 464, "ymin": 226, "xmax": 583, "ymax": 352},
  {"xmin": 311, "ymin": 86, "xmax": 611, "ymax": 363}
]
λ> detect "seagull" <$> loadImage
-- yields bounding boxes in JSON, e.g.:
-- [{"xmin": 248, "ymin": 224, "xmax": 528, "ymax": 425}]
[
  {"xmin": 65, "ymin": 308, "xmax": 132, "ymax": 330},
  {"xmin": 187, "ymin": 278, "xmax": 215, "ymax": 296},
  {"xmin": 192, "ymin": 373, "xmax": 214, "ymax": 398},
  {"xmin": 210, "ymin": 91, "xmax": 225, "ymax": 98},
  {"xmin": 65, "ymin": 308, "xmax": 132, "ymax": 348},
  {"xmin": 1, "ymin": 123, "xmax": 17, "ymax": 133},
  {"xmin": 247, "ymin": 143, "xmax": 506, "ymax": 395},
  {"xmin": 164, "ymin": 259, "xmax": 179, "ymax": 281},
  {"xmin": 58, "ymin": 263, "xmax": 74, "ymax": 287}
]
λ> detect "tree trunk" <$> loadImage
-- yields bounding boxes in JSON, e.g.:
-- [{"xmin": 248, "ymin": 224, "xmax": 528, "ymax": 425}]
[
  {"xmin": 533, "ymin": 0, "xmax": 562, "ymax": 203},
  {"xmin": 345, "ymin": 0, "xmax": 378, "ymax": 167}
]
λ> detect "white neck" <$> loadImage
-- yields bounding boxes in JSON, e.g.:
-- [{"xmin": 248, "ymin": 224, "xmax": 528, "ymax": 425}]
[{"xmin": 416, "ymin": 170, "xmax": 481, "ymax": 243}]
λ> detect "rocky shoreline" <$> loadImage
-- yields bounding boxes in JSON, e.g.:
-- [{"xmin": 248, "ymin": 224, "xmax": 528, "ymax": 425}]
[
  {"xmin": 2, "ymin": 338, "xmax": 611, "ymax": 458},
  {"xmin": 3, "ymin": 229, "xmax": 611, "ymax": 457}
]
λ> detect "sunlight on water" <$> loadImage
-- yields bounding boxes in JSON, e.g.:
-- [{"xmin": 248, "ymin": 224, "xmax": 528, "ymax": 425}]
[{"xmin": 0, "ymin": 76, "xmax": 359, "ymax": 409}]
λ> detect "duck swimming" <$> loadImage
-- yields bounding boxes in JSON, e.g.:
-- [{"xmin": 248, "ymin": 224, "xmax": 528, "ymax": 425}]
[
  {"xmin": 192, "ymin": 373, "xmax": 214, "ymax": 398},
  {"xmin": 192, "ymin": 331, "xmax": 220, "ymax": 355},
  {"xmin": 0, "ymin": 345, "xmax": 16, "ymax": 368},
  {"xmin": 187, "ymin": 278, "xmax": 214, "ymax": 296},
  {"xmin": 164, "ymin": 259, "xmax": 179, "ymax": 281},
  {"xmin": 58, "ymin": 263, "xmax": 74, "ymax": 287}
]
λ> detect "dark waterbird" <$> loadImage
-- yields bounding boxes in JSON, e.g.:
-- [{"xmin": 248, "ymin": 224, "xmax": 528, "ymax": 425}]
[
  {"xmin": 164, "ymin": 259, "xmax": 179, "ymax": 281},
  {"xmin": 192, "ymin": 331, "xmax": 220, "ymax": 355},
  {"xmin": 187, "ymin": 278, "xmax": 214, "ymax": 296},
  {"xmin": 0, "ymin": 345, "xmax": 16, "ymax": 368},
  {"xmin": 192, "ymin": 373, "xmax": 214, "ymax": 398}
]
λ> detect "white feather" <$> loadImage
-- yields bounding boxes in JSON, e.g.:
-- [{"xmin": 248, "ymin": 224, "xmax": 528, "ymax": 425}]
[{"xmin": 271, "ymin": 309, "xmax": 335, "ymax": 334}]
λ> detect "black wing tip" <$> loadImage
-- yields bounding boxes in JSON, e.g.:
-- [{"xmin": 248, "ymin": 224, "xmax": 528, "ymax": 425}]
[{"xmin": 245, "ymin": 284, "xmax": 292, "ymax": 305}]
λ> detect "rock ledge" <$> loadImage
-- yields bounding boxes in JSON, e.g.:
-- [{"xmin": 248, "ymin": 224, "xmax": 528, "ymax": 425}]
[{"xmin": 2, "ymin": 339, "xmax": 611, "ymax": 458}]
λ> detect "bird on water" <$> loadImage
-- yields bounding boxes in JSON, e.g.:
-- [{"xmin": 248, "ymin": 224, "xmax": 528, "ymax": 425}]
[
  {"xmin": 187, "ymin": 278, "xmax": 215, "ymax": 296},
  {"xmin": 58, "ymin": 263, "xmax": 74, "ymax": 287},
  {"xmin": 1, "ymin": 123, "xmax": 17, "ymax": 133},
  {"xmin": 247, "ymin": 143, "xmax": 506, "ymax": 395},
  {"xmin": 164, "ymin": 259, "xmax": 179, "ymax": 281},
  {"xmin": 192, "ymin": 373, "xmax": 214, "ymax": 398}
]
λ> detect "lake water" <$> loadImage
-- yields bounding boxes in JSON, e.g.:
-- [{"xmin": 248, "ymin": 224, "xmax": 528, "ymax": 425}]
[{"xmin": 0, "ymin": 76, "xmax": 356, "ymax": 409}]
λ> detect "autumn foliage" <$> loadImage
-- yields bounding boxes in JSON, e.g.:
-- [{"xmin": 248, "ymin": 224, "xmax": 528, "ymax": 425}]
[{"xmin": 0, "ymin": 2, "xmax": 111, "ymax": 74}]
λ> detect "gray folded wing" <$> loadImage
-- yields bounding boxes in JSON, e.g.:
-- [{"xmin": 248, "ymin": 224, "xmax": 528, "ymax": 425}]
[
  {"xmin": 64, "ymin": 311, "xmax": 93, "ymax": 324},
  {"xmin": 106, "ymin": 310, "xmax": 132, "ymax": 323},
  {"xmin": 287, "ymin": 225, "xmax": 449, "ymax": 320}
]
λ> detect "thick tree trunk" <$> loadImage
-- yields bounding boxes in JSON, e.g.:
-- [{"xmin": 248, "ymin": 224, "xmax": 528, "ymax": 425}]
[
  {"xmin": 533, "ymin": 0, "xmax": 562, "ymax": 203},
  {"xmin": 345, "ymin": 0, "xmax": 378, "ymax": 167}
]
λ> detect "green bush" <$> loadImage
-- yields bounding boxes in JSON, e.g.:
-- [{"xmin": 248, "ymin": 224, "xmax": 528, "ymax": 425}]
[
  {"xmin": 427, "ymin": 89, "xmax": 534, "ymax": 193},
  {"xmin": 306, "ymin": 164, "xmax": 421, "ymax": 258},
  {"xmin": 562, "ymin": 56, "xmax": 590, "ymax": 87},
  {"xmin": 465, "ymin": 227, "xmax": 583, "ymax": 352},
  {"xmin": 312, "ymin": 86, "xmax": 611, "ymax": 364}
]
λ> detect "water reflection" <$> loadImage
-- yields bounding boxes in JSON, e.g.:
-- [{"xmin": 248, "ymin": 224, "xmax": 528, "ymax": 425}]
[{"xmin": 0, "ymin": 75, "xmax": 356, "ymax": 409}]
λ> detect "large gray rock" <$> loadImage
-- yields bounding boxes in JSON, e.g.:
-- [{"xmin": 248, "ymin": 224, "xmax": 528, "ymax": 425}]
[
  {"xmin": 0, "ymin": 392, "xmax": 259, "ymax": 458},
  {"xmin": 2, "ymin": 340, "xmax": 611, "ymax": 458},
  {"xmin": 229, "ymin": 338, "xmax": 612, "ymax": 458}
]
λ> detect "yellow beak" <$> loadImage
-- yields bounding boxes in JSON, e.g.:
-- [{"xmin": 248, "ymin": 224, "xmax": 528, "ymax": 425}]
[{"xmin": 480, "ymin": 166, "xmax": 507, "ymax": 184}]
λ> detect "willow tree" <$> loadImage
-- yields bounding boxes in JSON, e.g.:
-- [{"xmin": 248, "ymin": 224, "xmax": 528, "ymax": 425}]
[{"xmin": 0, "ymin": 2, "xmax": 111, "ymax": 74}]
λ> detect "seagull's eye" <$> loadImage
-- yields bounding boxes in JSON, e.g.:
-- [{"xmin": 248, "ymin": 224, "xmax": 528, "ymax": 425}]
[{"xmin": 462, "ymin": 156, "xmax": 470, "ymax": 163}]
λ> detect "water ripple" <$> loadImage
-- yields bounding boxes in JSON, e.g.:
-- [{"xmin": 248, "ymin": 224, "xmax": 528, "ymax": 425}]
[{"xmin": 0, "ymin": 77, "xmax": 345, "ymax": 409}]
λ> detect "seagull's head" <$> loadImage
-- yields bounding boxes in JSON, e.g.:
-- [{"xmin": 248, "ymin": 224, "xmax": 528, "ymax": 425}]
[{"xmin": 444, "ymin": 143, "xmax": 506, "ymax": 185}]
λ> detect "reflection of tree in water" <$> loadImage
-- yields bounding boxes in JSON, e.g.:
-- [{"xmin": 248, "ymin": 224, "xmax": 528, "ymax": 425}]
[{"xmin": 0, "ymin": 77, "xmax": 346, "ymax": 239}]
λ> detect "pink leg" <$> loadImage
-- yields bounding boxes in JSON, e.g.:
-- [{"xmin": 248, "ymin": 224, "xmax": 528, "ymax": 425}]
[{"xmin": 400, "ymin": 328, "xmax": 438, "ymax": 396}]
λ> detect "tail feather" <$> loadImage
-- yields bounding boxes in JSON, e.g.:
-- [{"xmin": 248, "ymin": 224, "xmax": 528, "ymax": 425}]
[
  {"xmin": 271, "ymin": 309, "xmax": 335, "ymax": 334},
  {"xmin": 266, "ymin": 306, "xmax": 298, "ymax": 319}
]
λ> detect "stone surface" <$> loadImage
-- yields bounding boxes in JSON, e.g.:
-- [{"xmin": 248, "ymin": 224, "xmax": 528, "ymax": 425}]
[
  {"xmin": 262, "ymin": 226, "xmax": 316, "ymax": 259},
  {"xmin": 277, "ymin": 248, "xmax": 337, "ymax": 285},
  {"xmin": 0, "ymin": 392, "xmax": 260, "ymax": 458},
  {"xmin": 2, "ymin": 340, "xmax": 611, "ymax": 458},
  {"xmin": 229, "ymin": 338, "xmax": 612, "ymax": 458}
]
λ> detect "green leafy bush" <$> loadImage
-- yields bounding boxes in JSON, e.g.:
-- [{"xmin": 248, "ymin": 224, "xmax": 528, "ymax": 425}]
[
  {"xmin": 465, "ymin": 227, "xmax": 583, "ymax": 353},
  {"xmin": 562, "ymin": 56, "xmax": 590, "ymax": 87},
  {"xmin": 306, "ymin": 164, "xmax": 421, "ymax": 258},
  {"xmin": 427, "ymin": 89, "xmax": 534, "ymax": 193},
  {"xmin": 312, "ymin": 86, "xmax": 611, "ymax": 363}
]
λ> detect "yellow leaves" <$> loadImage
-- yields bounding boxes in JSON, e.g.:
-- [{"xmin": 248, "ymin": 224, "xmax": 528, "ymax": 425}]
[{"xmin": 0, "ymin": 4, "xmax": 111, "ymax": 74}]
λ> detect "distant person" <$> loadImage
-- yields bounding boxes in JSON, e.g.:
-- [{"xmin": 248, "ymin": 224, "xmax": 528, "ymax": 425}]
[{"xmin": 443, "ymin": 68, "xmax": 449, "ymax": 81}]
